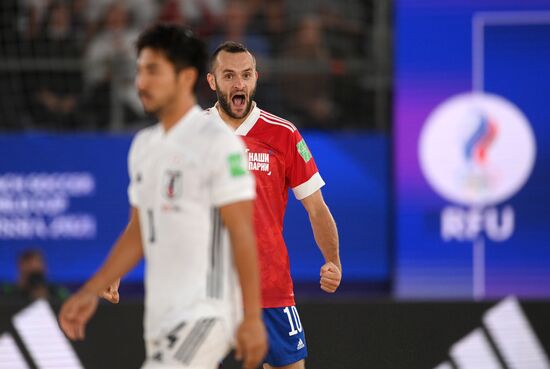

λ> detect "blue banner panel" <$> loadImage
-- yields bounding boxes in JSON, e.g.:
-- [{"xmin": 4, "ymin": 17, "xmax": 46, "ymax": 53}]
[
  {"xmin": 0, "ymin": 132, "xmax": 389, "ymax": 284},
  {"xmin": 395, "ymin": 0, "xmax": 550, "ymax": 298}
]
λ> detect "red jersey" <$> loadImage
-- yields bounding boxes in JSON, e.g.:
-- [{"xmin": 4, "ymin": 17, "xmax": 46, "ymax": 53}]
[{"xmin": 209, "ymin": 104, "xmax": 325, "ymax": 308}]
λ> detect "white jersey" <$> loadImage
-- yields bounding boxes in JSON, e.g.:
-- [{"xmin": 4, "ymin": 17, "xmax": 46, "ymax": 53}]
[{"xmin": 127, "ymin": 105, "xmax": 254, "ymax": 347}]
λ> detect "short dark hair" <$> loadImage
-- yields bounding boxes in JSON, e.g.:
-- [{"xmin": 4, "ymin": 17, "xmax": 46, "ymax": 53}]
[
  {"xmin": 210, "ymin": 41, "xmax": 254, "ymax": 72},
  {"xmin": 136, "ymin": 23, "xmax": 208, "ymax": 78}
]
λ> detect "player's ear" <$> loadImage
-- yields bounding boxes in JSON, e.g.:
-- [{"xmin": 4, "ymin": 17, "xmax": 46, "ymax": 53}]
[{"xmin": 207, "ymin": 73, "xmax": 216, "ymax": 91}]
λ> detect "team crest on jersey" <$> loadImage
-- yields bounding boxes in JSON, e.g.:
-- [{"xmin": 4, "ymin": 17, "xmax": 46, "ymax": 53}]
[{"xmin": 163, "ymin": 170, "xmax": 182, "ymax": 200}]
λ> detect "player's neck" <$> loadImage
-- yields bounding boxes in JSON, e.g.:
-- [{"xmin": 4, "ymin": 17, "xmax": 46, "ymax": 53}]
[{"xmin": 160, "ymin": 98, "xmax": 196, "ymax": 133}]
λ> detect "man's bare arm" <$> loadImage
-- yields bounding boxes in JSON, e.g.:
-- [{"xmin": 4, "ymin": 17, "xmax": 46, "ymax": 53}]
[
  {"xmin": 59, "ymin": 207, "xmax": 144, "ymax": 340},
  {"xmin": 82, "ymin": 207, "xmax": 144, "ymax": 294},
  {"xmin": 301, "ymin": 190, "xmax": 342, "ymax": 293}
]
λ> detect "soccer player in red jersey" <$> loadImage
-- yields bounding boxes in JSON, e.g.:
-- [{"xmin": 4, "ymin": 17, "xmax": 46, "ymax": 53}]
[{"xmin": 206, "ymin": 41, "xmax": 342, "ymax": 369}]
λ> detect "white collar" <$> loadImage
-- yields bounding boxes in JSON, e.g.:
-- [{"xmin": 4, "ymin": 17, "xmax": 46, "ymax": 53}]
[{"xmin": 210, "ymin": 102, "xmax": 260, "ymax": 136}]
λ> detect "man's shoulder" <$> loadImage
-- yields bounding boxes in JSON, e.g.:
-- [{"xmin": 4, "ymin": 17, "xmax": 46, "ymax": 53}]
[
  {"xmin": 133, "ymin": 123, "xmax": 160, "ymax": 142},
  {"xmin": 195, "ymin": 110, "xmax": 235, "ymax": 141},
  {"xmin": 129, "ymin": 123, "xmax": 160, "ymax": 155},
  {"xmin": 255, "ymin": 109, "xmax": 298, "ymax": 136},
  {"xmin": 249, "ymin": 110, "xmax": 300, "ymax": 155}
]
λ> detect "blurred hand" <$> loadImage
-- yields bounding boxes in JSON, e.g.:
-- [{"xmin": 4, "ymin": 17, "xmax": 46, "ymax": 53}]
[
  {"xmin": 99, "ymin": 279, "xmax": 120, "ymax": 304},
  {"xmin": 235, "ymin": 316, "xmax": 267, "ymax": 369},
  {"xmin": 320, "ymin": 261, "xmax": 341, "ymax": 293},
  {"xmin": 58, "ymin": 289, "xmax": 98, "ymax": 340}
]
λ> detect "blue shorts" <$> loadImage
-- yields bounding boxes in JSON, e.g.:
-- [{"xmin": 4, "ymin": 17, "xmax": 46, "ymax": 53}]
[{"xmin": 263, "ymin": 305, "xmax": 308, "ymax": 367}]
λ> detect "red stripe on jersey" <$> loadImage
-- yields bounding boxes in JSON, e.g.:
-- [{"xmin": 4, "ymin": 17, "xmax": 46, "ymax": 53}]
[
  {"xmin": 260, "ymin": 110, "xmax": 297, "ymax": 130},
  {"xmin": 260, "ymin": 113, "xmax": 296, "ymax": 132}
]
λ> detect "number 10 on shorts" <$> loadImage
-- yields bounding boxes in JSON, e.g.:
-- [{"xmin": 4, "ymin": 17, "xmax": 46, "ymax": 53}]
[{"xmin": 283, "ymin": 306, "xmax": 303, "ymax": 336}]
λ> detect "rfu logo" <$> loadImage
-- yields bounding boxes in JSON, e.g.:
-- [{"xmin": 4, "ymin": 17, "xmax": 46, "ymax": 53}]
[
  {"xmin": 419, "ymin": 92, "xmax": 535, "ymax": 207},
  {"xmin": 461, "ymin": 113, "xmax": 499, "ymax": 195},
  {"xmin": 419, "ymin": 92, "xmax": 536, "ymax": 242},
  {"xmin": 163, "ymin": 170, "xmax": 182, "ymax": 200},
  {"xmin": 464, "ymin": 113, "xmax": 498, "ymax": 168}
]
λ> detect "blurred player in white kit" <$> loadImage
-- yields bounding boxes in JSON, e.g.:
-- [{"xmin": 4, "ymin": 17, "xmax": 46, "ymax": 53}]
[{"xmin": 58, "ymin": 23, "xmax": 267, "ymax": 369}]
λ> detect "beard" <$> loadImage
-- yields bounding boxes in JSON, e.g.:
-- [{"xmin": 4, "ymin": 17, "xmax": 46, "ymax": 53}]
[{"xmin": 215, "ymin": 82, "xmax": 256, "ymax": 120}]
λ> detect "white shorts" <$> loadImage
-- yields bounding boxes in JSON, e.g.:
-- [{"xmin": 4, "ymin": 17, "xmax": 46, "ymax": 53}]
[{"xmin": 141, "ymin": 317, "xmax": 231, "ymax": 369}]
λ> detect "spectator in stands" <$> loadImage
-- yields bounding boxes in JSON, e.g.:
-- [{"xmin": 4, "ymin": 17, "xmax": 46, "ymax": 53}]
[
  {"xmin": 246, "ymin": 0, "xmax": 286, "ymax": 56},
  {"xmin": 0, "ymin": 0, "xmax": 29, "ymax": 130},
  {"xmin": 83, "ymin": 0, "xmax": 158, "ymax": 37},
  {"xmin": 283, "ymin": 0, "xmax": 365, "ymax": 52},
  {"xmin": 155, "ymin": 0, "xmax": 220, "ymax": 36},
  {"xmin": 1, "ymin": 249, "xmax": 69, "ymax": 302},
  {"xmin": 204, "ymin": 0, "xmax": 282, "ymax": 112},
  {"xmin": 208, "ymin": 0, "xmax": 270, "ymax": 57},
  {"xmin": 176, "ymin": 0, "xmax": 224, "ymax": 30},
  {"xmin": 281, "ymin": 15, "xmax": 335, "ymax": 128},
  {"xmin": 319, "ymin": 1, "xmax": 367, "ymax": 58},
  {"xmin": 156, "ymin": 0, "xmax": 186, "ymax": 25},
  {"xmin": 263, "ymin": 0, "xmax": 286, "ymax": 56},
  {"xmin": 27, "ymin": 0, "xmax": 83, "ymax": 130},
  {"xmin": 21, "ymin": 0, "xmax": 50, "ymax": 42},
  {"xmin": 83, "ymin": 1, "xmax": 143, "ymax": 129},
  {"xmin": 70, "ymin": 0, "xmax": 93, "ymax": 44}
]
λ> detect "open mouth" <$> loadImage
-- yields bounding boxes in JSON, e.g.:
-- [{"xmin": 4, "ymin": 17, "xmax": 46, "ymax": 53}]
[{"xmin": 231, "ymin": 93, "xmax": 246, "ymax": 108}]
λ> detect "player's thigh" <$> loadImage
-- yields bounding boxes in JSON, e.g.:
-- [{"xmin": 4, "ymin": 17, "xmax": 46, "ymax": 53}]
[
  {"xmin": 143, "ymin": 317, "xmax": 231, "ymax": 369},
  {"xmin": 263, "ymin": 305, "xmax": 308, "ymax": 367}
]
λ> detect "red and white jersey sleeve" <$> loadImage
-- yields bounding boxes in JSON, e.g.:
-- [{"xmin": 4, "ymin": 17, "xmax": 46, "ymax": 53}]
[{"xmin": 286, "ymin": 129, "xmax": 325, "ymax": 200}]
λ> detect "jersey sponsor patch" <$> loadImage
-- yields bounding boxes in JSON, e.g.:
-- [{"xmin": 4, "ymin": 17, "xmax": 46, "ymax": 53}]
[
  {"xmin": 246, "ymin": 149, "xmax": 271, "ymax": 173},
  {"xmin": 296, "ymin": 139, "xmax": 312, "ymax": 163},
  {"xmin": 228, "ymin": 153, "xmax": 247, "ymax": 177}
]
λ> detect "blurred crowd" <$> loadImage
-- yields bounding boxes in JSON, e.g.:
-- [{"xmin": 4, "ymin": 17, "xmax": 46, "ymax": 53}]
[{"xmin": 0, "ymin": 0, "xmax": 379, "ymax": 131}]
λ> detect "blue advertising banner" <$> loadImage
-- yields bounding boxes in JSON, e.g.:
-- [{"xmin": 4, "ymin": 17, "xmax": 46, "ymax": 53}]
[
  {"xmin": 0, "ymin": 134, "xmax": 137, "ymax": 282},
  {"xmin": 0, "ymin": 132, "xmax": 389, "ymax": 285}
]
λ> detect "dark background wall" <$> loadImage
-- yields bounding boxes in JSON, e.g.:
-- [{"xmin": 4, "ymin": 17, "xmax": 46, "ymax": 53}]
[{"xmin": 2, "ymin": 299, "xmax": 549, "ymax": 369}]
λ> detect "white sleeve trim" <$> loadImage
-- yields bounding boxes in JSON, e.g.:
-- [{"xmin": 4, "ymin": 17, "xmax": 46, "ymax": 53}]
[
  {"xmin": 292, "ymin": 172, "xmax": 325, "ymax": 200},
  {"xmin": 212, "ymin": 185, "xmax": 256, "ymax": 207}
]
